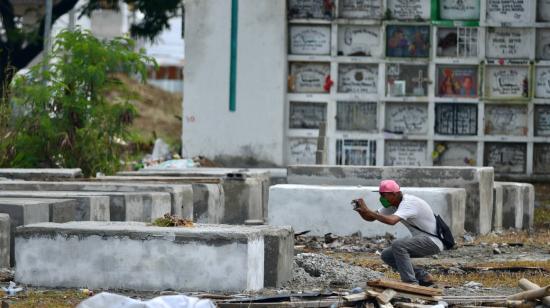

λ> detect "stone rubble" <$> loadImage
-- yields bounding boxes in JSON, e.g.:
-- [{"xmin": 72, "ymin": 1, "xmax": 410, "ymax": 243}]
[{"xmin": 283, "ymin": 253, "xmax": 383, "ymax": 290}]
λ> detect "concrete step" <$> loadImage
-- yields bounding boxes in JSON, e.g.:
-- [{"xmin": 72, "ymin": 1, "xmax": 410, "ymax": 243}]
[
  {"xmin": 268, "ymin": 184, "xmax": 466, "ymax": 238},
  {"xmin": 15, "ymin": 222, "xmax": 293, "ymax": 291}
]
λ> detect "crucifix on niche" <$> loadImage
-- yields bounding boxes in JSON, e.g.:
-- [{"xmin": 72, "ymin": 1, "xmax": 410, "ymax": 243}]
[{"xmin": 412, "ymin": 70, "xmax": 429, "ymax": 96}]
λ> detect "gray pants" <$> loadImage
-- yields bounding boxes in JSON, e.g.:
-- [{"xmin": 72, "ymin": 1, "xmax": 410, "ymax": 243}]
[{"xmin": 381, "ymin": 235, "xmax": 440, "ymax": 284}]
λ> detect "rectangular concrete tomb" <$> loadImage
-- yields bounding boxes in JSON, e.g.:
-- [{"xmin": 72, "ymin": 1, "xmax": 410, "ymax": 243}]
[
  {"xmin": 0, "ymin": 181, "xmax": 193, "ymax": 220},
  {"xmin": 0, "ymin": 168, "xmax": 82, "ymax": 180},
  {"xmin": 0, "ymin": 214, "xmax": 9, "ymax": 268},
  {"xmin": 495, "ymin": 182, "xmax": 534, "ymax": 230},
  {"xmin": 0, "ymin": 198, "xmax": 76, "ymax": 223},
  {"xmin": 288, "ymin": 165, "xmax": 493, "ymax": 234},
  {"xmin": 268, "ymin": 184, "xmax": 466, "ymax": 238},
  {"xmin": 0, "ymin": 191, "xmax": 109, "ymax": 222},
  {"xmin": 15, "ymin": 222, "xmax": 294, "ymax": 291},
  {"xmin": 0, "ymin": 190, "xmax": 171, "ymax": 223}
]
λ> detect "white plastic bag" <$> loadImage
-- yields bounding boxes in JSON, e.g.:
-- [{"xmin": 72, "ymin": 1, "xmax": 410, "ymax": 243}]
[{"xmin": 77, "ymin": 292, "xmax": 215, "ymax": 308}]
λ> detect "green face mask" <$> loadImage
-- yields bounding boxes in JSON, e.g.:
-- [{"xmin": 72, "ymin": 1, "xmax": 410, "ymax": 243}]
[{"xmin": 379, "ymin": 196, "xmax": 392, "ymax": 208}]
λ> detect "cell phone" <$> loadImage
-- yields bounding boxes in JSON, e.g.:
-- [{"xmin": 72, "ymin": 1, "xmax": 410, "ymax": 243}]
[{"xmin": 351, "ymin": 199, "xmax": 360, "ymax": 210}]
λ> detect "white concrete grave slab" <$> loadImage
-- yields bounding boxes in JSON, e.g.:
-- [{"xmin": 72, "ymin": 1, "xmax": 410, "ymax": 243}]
[
  {"xmin": 0, "ymin": 191, "xmax": 109, "ymax": 222},
  {"xmin": 15, "ymin": 222, "xmax": 285, "ymax": 291},
  {"xmin": 486, "ymin": 0, "xmax": 534, "ymax": 25},
  {"xmin": 388, "ymin": 0, "xmax": 431, "ymax": 20},
  {"xmin": 439, "ymin": 0, "xmax": 480, "ymax": 20},
  {"xmin": 486, "ymin": 28, "xmax": 533, "ymax": 59},
  {"xmin": 0, "ymin": 214, "xmax": 9, "ymax": 268},
  {"xmin": 268, "ymin": 185, "xmax": 466, "ymax": 238},
  {"xmin": 0, "ymin": 168, "xmax": 82, "ymax": 180},
  {"xmin": 287, "ymin": 165, "xmax": 494, "ymax": 234},
  {"xmin": 0, "ymin": 180, "xmax": 193, "ymax": 220},
  {"xmin": 337, "ymin": 25, "xmax": 381, "ymax": 57},
  {"xmin": 289, "ymin": 25, "xmax": 331, "ymax": 55}
]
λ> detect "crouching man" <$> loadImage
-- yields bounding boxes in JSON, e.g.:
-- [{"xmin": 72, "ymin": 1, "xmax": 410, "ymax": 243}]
[{"xmin": 353, "ymin": 180, "xmax": 442, "ymax": 286}]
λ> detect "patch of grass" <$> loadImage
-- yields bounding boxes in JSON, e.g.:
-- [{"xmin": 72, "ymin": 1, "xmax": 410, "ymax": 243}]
[
  {"xmin": 6, "ymin": 290, "xmax": 87, "ymax": 308},
  {"xmin": 432, "ymin": 271, "xmax": 550, "ymax": 288},
  {"xmin": 534, "ymin": 207, "xmax": 550, "ymax": 229},
  {"xmin": 473, "ymin": 230, "xmax": 550, "ymax": 246}
]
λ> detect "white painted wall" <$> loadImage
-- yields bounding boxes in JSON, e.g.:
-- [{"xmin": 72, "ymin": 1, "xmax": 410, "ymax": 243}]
[{"xmin": 182, "ymin": 0, "xmax": 287, "ymax": 166}]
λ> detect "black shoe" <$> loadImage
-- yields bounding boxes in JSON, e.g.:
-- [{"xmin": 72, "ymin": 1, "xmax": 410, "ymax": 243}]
[
  {"xmin": 418, "ymin": 273, "xmax": 436, "ymax": 287},
  {"xmin": 419, "ymin": 280, "xmax": 435, "ymax": 287}
]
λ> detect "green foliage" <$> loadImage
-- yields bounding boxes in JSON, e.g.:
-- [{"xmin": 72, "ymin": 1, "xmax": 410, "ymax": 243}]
[{"xmin": 6, "ymin": 29, "xmax": 156, "ymax": 176}]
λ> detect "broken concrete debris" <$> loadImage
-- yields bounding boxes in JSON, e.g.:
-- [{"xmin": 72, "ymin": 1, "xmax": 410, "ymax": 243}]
[{"xmin": 284, "ymin": 253, "xmax": 383, "ymax": 290}]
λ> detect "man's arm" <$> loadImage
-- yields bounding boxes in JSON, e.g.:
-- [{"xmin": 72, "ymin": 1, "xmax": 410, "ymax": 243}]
[{"xmin": 354, "ymin": 199, "xmax": 401, "ymax": 225}]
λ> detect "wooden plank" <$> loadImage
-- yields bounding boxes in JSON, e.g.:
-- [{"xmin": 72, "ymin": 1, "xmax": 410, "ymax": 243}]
[
  {"xmin": 343, "ymin": 292, "xmax": 369, "ymax": 302},
  {"xmin": 371, "ymin": 288, "xmax": 441, "ymax": 302},
  {"xmin": 376, "ymin": 289, "xmax": 397, "ymax": 304},
  {"xmin": 219, "ymin": 300, "xmax": 342, "ymax": 308},
  {"xmin": 367, "ymin": 279, "xmax": 443, "ymax": 296},
  {"xmin": 394, "ymin": 303, "xmax": 439, "ymax": 308}
]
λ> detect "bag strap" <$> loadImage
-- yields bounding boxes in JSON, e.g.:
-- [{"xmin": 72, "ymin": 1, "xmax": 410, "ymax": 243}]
[{"xmin": 402, "ymin": 219, "xmax": 439, "ymax": 239}]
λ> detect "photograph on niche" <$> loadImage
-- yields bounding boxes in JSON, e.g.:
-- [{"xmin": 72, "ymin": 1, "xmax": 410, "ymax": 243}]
[
  {"xmin": 437, "ymin": 65, "xmax": 478, "ymax": 98},
  {"xmin": 386, "ymin": 25, "xmax": 430, "ymax": 58}
]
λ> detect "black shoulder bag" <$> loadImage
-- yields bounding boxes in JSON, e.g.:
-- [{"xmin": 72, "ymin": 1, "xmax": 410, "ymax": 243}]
[{"xmin": 406, "ymin": 215, "xmax": 456, "ymax": 250}]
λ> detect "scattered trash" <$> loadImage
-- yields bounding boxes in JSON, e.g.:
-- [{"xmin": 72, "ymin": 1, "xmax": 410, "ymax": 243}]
[
  {"xmin": 151, "ymin": 138, "xmax": 172, "ymax": 162},
  {"xmin": 80, "ymin": 288, "xmax": 94, "ymax": 296},
  {"xmin": 464, "ymin": 281, "xmax": 483, "ymax": 288},
  {"xmin": 154, "ymin": 159, "xmax": 197, "ymax": 169},
  {"xmin": 77, "ymin": 292, "xmax": 215, "ymax": 308},
  {"xmin": 463, "ymin": 234, "xmax": 474, "ymax": 243},
  {"xmin": 2, "ymin": 281, "xmax": 22, "ymax": 296},
  {"xmin": 351, "ymin": 287, "xmax": 363, "ymax": 294},
  {"xmin": 447, "ymin": 267, "xmax": 465, "ymax": 275},
  {"xmin": 493, "ymin": 247, "xmax": 502, "ymax": 254}
]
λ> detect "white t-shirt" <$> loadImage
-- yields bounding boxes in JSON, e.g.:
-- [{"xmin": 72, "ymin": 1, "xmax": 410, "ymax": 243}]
[{"xmin": 378, "ymin": 194, "xmax": 444, "ymax": 251}]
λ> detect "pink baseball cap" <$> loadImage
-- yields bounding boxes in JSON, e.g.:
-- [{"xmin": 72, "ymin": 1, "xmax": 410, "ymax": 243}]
[{"xmin": 374, "ymin": 180, "xmax": 400, "ymax": 193}]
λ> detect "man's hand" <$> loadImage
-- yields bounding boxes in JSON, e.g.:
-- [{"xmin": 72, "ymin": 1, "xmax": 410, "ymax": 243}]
[{"xmin": 353, "ymin": 198, "xmax": 377, "ymax": 221}]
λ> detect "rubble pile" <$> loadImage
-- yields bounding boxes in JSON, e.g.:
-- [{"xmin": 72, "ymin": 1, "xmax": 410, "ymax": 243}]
[
  {"xmin": 295, "ymin": 232, "xmax": 394, "ymax": 253},
  {"xmin": 284, "ymin": 253, "xmax": 383, "ymax": 290}
]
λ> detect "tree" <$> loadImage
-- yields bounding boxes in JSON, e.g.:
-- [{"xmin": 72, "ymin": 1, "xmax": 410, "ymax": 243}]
[
  {"xmin": 6, "ymin": 28, "xmax": 156, "ymax": 176},
  {"xmin": 0, "ymin": 0, "xmax": 181, "ymax": 102}
]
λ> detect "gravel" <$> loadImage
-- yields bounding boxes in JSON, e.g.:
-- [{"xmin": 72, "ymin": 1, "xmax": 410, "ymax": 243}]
[{"xmin": 283, "ymin": 253, "xmax": 383, "ymax": 291}]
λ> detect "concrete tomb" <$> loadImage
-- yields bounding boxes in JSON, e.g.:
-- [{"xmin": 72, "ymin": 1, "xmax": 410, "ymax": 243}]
[
  {"xmin": 268, "ymin": 184, "xmax": 466, "ymax": 238},
  {"xmin": 288, "ymin": 165, "xmax": 494, "ymax": 234},
  {"xmin": 0, "ymin": 191, "xmax": 171, "ymax": 223},
  {"xmin": 495, "ymin": 182, "xmax": 535, "ymax": 230},
  {"xmin": 15, "ymin": 222, "xmax": 293, "ymax": 291},
  {"xmin": 0, "ymin": 168, "xmax": 82, "ymax": 180},
  {"xmin": 0, "ymin": 191, "xmax": 109, "ymax": 222},
  {"xmin": 0, "ymin": 214, "xmax": 9, "ymax": 268},
  {"xmin": 492, "ymin": 184, "xmax": 503, "ymax": 232},
  {"xmin": 0, "ymin": 180, "xmax": 193, "ymax": 220},
  {"xmin": 0, "ymin": 198, "xmax": 76, "ymax": 224}
]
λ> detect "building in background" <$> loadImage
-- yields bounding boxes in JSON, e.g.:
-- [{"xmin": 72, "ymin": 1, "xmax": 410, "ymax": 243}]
[
  {"xmin": 182, "ymin": 0, "xmax": 550, "ymax": 177},
  {"xmin": 51, "ymin": 1, "xmax": 185, "ymax": 94}
]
